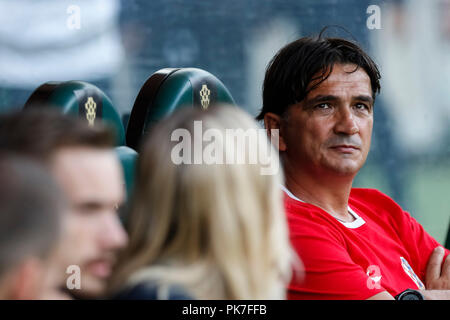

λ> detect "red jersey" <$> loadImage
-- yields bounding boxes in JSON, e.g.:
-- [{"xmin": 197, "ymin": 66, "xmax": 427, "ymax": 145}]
[{"xmin": 285, "ymin": 188, "xmax": 450, "ymax": 300}]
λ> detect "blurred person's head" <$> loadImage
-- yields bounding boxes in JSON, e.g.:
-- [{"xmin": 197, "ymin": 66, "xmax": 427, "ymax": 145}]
[
  {"xmin": 109, "ymin": 105, "xmax": 298, "ymax": 299},
  {"xmin": 0, "ymin": 154, "xmax": 64, "ymax": 299},
  {"xmin": 258, "ymin": 33, "xmax": 381, "ymax": 179},
  {"xmin": 0, "ymin": 108, "xmax": 128, "ymax": 299}
]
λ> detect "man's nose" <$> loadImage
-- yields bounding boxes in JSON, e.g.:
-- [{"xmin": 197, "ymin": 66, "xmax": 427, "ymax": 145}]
[
  {"xmin": 100, "ymin": 212, "xmax": 128, "ymax": 250},
  {"xmin": 334, "ymin": 106, "xmax": 359, "ymax": 135}
]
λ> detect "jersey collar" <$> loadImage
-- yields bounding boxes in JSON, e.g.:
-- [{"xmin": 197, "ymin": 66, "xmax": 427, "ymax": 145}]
[{"xmin": 281, "ymin": 185, "xmax": 366, "ymax": 229}]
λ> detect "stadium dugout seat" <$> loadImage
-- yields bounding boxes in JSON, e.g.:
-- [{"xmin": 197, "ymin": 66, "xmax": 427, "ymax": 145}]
[
  {"xmin": 24, "ymin": 81, "xmax": 138, "ymax": 222},
  {"xmin": 125, "ymin": 67, "xmax": 236, "ymax": 150},
  {"xmin": 24, "ymin": 80, "xmax": 126, "ymax": 146},
  {"xmin": 115, "ymin": 145, "xmax": 138, "ymax": 224}
]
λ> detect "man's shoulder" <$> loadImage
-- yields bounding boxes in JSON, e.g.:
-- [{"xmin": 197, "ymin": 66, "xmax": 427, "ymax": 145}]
[
  {"xmin": 349, "ymin": 188, "xmax": 408, "ymax": 225},
  {"xmin": 350, "ymin": 187, "xmax": 390, "ymax": 198},
  {"xmin": 350, "ymin": 188, "xmax": 400, "ymax": 207}
]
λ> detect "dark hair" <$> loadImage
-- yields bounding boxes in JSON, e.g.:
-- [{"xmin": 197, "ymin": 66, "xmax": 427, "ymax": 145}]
[
  {"xmin": 0, "ymin": 154, "xmax": 64, "ymax": 275},
  {"xmin": 256, "ymin": 34, "xmax": 381, "ymax": 120},
  {"xmin": 0, "ymin": 108, "xmax": 115, "ymax": 163}
]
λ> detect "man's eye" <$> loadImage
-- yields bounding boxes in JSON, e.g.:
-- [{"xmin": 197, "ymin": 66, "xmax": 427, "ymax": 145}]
[
  {"xmin": 315, "ymin": 103, "xmax": 331, "ymax": 109},
  {"xmin": 355, "ymin": 103, "xmax": 369, "ymax": 111}
]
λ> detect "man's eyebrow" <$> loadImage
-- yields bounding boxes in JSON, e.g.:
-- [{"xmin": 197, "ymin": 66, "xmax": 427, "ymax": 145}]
[
  {"xmin": 354, "ymin": 95, "xmax": 374, "ymax": 104},
  {"xmin": 306, "ymin": 95, "xmax": 338, "ymax": 104},
  {"xmin": 306, "ymin": 94, "xmax": 374, "ymax": 104}
]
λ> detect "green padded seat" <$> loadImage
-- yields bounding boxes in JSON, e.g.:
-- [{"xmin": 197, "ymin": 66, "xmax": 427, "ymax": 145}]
[
  {"xmin": 126, "ymin": 68, "xmax": 236, "ymax": 150},
  {"xmin": 115, "ymin": 146, "xmax": 138, "ymax": 225},
  {"xmin": 24, "ymin": 81, "xmax": 125, "ymax": 146}
]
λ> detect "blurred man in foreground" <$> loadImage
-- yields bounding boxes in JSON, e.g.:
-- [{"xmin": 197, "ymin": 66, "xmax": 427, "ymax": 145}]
[
  {"xmin": 0, "ymin": 155, "xmax": 64, "ymax": 299},
  {"xmin": 0, "ymin": 109, "xmax": 128, "ymax": 299}
]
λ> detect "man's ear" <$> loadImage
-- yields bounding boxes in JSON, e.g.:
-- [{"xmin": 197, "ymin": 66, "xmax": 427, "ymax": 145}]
[{"xmin": 263, "ymin": 112, "xmax": 287, "ymax": 152}]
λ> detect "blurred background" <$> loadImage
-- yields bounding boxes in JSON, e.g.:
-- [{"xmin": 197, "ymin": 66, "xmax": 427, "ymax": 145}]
[{"xmin": 0, "ymin": 0, "xmax": 448, "ymax": 243}]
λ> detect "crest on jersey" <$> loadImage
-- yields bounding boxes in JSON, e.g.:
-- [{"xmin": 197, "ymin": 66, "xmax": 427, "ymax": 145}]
[{"xmin": 400, "ymin": 257, "xmax": 425, "ymax": 290}]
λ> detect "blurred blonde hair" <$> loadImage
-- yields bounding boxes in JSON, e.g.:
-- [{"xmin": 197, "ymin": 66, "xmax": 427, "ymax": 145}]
[{"xmin": 109, "ymin": 105, "xmax": 297, "ymax": 299}]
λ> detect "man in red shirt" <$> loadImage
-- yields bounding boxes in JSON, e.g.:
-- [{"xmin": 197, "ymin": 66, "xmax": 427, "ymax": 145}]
[{"xmin": 257, "ymin": 34, "xmax": 450, "ymax": 300}]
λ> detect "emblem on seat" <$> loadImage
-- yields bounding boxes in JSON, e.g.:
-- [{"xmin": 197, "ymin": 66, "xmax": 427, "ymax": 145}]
[
  {"xmin": 84, "ymin": 97, "xmax": 97, "ymax": 126},
  {"xmin": 199, "ymin": 84, "xmax": 211, "ymax": 110}
]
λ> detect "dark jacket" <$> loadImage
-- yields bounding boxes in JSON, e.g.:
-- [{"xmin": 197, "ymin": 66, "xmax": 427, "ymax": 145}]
[{"xmin": 113, "ymin": 282, "xmax": 193, "ymax": 300}]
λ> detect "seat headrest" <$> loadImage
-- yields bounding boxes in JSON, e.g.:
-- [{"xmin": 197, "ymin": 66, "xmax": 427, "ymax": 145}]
[
  {"xmin": 24, "ymin": 81, "xmax": 125, "ymax": 145},
  {"xmin": 126, "ymin": 67, "xmax": 235, "ymax": 150}
]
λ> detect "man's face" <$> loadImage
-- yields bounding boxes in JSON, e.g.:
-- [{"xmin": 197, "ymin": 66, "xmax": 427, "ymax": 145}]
[
  {"xmin": 281, "ymin": 63, "xmax": 374, "ymax": 177},
  {"xmin": 51, "ymin": 147, "xmax": 128, "ymax": 298}
]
